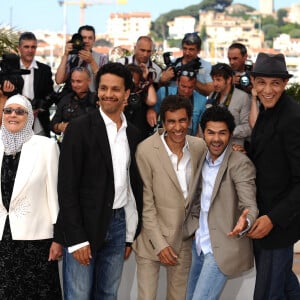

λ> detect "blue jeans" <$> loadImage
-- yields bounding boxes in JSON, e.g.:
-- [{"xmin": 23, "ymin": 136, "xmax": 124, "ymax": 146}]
[
  {"xmin": 253, "ymin": 241, "xmax": 300, "ymax": 300},
  {"xmin": 186, "ymin": 240, "xmax": 227, "ymax": 300},
  {"xmin": 63, "ymin": 208, "xmax": 126, "ymax": 300}
]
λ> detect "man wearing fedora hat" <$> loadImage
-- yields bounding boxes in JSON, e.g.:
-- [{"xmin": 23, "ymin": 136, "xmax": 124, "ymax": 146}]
[{"xmin": 247, "ymin": 52, "xmax": 300, "ymax": 299}]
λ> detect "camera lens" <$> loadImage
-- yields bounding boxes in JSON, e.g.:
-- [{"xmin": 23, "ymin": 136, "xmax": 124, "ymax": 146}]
[{"xmin": 240, "ymin": 74, "xmax": 250, "ymax": 87}]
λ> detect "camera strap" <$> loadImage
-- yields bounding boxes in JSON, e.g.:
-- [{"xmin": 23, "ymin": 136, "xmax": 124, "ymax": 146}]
[{"xmin": 214, "ymin": 85, "xmax": 234, "ymax": 108}]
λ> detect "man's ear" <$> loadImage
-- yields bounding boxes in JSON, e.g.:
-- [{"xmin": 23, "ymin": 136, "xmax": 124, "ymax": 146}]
[{"xmin": 124, "ymin": 89, "xmax": 131, "ymax": 103}]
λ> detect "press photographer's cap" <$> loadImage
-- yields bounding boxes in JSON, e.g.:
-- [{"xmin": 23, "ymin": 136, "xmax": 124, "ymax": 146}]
[{"xmin": 251, "ymin": 53, "xmax": 293, "ymax": 79}]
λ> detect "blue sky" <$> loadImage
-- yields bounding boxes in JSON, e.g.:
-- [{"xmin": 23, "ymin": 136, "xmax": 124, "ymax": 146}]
[{"xmin": 1, "ymin": 0, "xmax": 295, "ymax": 34}]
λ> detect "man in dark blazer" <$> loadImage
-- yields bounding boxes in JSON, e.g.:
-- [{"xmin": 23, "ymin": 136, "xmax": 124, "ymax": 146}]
[
  {"xmin": 55, "ymin": 62, "xmax": 143, "ymax": 300},
  {"xmin": 18, "ymin": 32, "xmax": 54, "ymax": 137},
  {"xmin": 248, "ymin": 53, "xmax": 300, "ymax": 299}
]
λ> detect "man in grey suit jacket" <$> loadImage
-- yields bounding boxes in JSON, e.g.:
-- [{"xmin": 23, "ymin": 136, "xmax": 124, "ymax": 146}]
[
  {"xmin": 207, "ymin": 63, "xmax": 251, "ymax": 146},
  {"xmin": 133, "ymin": 95, "xmax": 207, "ymax": 300},
  {"xmin": 184, "ymin": 106, "xmax": 258, "ymax": 300}
]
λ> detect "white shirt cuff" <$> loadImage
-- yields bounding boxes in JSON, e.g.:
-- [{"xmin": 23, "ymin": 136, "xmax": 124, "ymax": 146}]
[{"xmin": 68, "ymin": 241, "xmax": 89, "ymax": 253}]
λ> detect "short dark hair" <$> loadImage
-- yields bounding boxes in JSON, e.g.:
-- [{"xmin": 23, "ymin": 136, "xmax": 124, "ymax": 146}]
[
  {"xmin": 95, "ymin": 62, "xmax": 133, "ymax": 91},
  {"xmin": 70, "ymin": 66, "xmax": 91, "ymax": 78},
  {"xmin": 160, "ymin": 95, "xmax": 192, "ymax": 123},
  {"xmin": 210, "ymin": 63, "xmax": 234, "ymax": 80},
  {"xmin": 182, "ymin": 32, "xmax": 201, "ymax": 50},
  {"xmin": 78, "ymin": 25, "xmax": 96, "ymax": 37},
  {"xmin": 125, "ymin": 64, "xmax": 143, "ymax": 79},
  {"xmin": 200, "ymin": 105, "xmax": 235, "ymax": 134},
  {"xmin": 228, "ymin": 43, "xmax": 247, "ymax": 56},
  {"xmin": 19, "ymin": 32, "xmax": 37, "ymax": 45}
]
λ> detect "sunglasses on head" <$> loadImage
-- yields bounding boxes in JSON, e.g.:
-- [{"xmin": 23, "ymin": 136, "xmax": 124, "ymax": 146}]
[
  {"xmin": 3, "ymin": 108, "xmax": 28, "ymax": 116},
  {"xmin": 180, "ymin": 70, "xmax": 197, "ymax": 78}
]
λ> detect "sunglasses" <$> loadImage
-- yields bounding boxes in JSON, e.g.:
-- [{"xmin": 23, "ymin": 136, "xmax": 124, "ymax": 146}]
[
  {"xmin": 3, "ymin": 108, "xmax": 29, "ymax": 116},
  {"xmin": 180, "ymin": 70, "xmax": 197, "ymax": 78}
]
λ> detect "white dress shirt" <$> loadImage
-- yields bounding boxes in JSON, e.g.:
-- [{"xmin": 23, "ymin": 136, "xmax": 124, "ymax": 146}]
[
  {"xmin": 20, "ymin": 59, "xmax": 44, "ymax": 135},
  {"xmin": 160, "ymin": 133, "xmax": 191, "ymax": 199},
  {"xmin": 195, "ymin": 149, "xmax": 226, "ymax": 256}
]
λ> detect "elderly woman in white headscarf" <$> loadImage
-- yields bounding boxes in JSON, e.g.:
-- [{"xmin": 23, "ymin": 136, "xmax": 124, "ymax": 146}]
[{"xmin": 0, "ymin": 94, "xmax": 62, "ymax": 298}]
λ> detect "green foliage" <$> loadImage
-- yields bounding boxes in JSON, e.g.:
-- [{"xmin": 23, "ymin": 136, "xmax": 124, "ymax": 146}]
[
  {"xmin": 277, "ymin": 9, "xmax": 288, "ymax": 27},
  {"xmin": 289, "ymin": 29, "xmax": 300, "ymax": 38},
  {"xmin": 286, "ymin": 83, "xmax": 300, "ymax": 104},
  {"xmin": 152, "ymin": 0, "xmax": 233, "ymax": 39},
  {"xmin": 0, "ymin": 27, "xmax": 19, "ymax": 56},
  {"xmin": 262, "ymin": 24, "xmax": 279, "ymax": 41}
]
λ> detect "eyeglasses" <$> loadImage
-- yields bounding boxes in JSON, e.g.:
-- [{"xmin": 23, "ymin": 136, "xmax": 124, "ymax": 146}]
[
  {"xmin": 3, "ymin": 108, "xmax": 28, "ymax": 116},
  {"xmin": 180, "ymin": 70, "xmax": 197, "ymax": 78}
]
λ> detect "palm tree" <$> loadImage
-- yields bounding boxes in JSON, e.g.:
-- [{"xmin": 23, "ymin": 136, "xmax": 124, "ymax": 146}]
[{"xmin": 0, "ymin": 26, "xmax": 19, "ymax": 56}]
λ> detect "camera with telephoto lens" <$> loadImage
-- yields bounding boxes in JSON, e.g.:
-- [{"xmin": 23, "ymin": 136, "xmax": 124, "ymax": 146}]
[
  {"xmin": 69, "ymin": 33, "xmax": 84, "ymax": 55},
  {"xmin": 0, "ymin": 53, "xmax": 30, "ymax": 97},
  {"xmin": 163, "ymin": 52, "xmax": 201, "ymax": 79},
  {"xmin": 239, "ymin": 59, "xmax": 253, "ymax": 88}
]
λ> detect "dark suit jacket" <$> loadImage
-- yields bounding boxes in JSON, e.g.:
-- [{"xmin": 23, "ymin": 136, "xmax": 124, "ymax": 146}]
[
  {"xmin": 34, "ymin": 61, "xmax": 54, "ymax": 137},
  {"xmin": 55, "ymin": 110, "xmax": 143, "ymax": 252},
  {"xmin": 250, "ymin": 92, "xmax": 300, "ymax": 249},
  {"xmin": 19, "ymin": 61, "xmax": 54, "ymax": 137}
]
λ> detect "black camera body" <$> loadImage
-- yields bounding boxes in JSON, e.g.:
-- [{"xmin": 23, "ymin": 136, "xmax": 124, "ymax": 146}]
[
  {"xmin": 0, "ymin": 53, "xmax": 30, "ymax": 96},
  {"xmin": 239, "ymin": 59, "xmax": 253, "ymax": 88},
  {"xmin": 163, "ymin": 52, "xmax": 201, "ymax": 79},
  {"xmin": 127, "ymin": 91, "xmax": 143, "ymax": 109},
  {"xmin": 69, "ymin": 33, "xmax": 84, "ymax": 55}
]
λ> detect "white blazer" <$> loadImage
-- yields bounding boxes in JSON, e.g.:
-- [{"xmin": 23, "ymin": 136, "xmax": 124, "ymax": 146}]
[{"xmin": 0, "ymin": 135, "xmax": 59, "ymax": 240}]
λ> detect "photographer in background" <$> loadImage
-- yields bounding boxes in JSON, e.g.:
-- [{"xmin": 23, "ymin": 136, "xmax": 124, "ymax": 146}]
[
  {"xmin": 227, "ymin": 43, "xmax": 253, "ymax": 94},
  {"xmin": 124, "ymin": 64, "xmax": 157, "ymax": 139},
  {"xmin": 51, "ymin": 67, "xmax": 97, "ymax": 144},
  {"xmin": 160, "ymin": 32, "xmax": 213, "ymax": 96},
  {"xmin": 55, "ymin": 25, "xmax": 108, "ymax": 93},
  {"xmin": 148, "ymin": 68, "xmax": 206, "ymax": 136},
  {"xmin": 18, "ymin": 32, "xmax": 54, "ymax": 137},
  {"xmin": 207, "ymin": 63, "xmax": 251, "ymax": 146},
  {"xmin": 118, "ymin": 36, "xmax": 162, "ymax": 90}
]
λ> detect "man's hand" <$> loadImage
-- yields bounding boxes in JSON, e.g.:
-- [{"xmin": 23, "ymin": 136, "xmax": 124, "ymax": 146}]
[
  {"xmin": 158, "ymin": 246, "xmax": 178, "ymax": 266},
  {"xmin": 160, "ymin": 67, "xmax": 175, "ymax": 83},
  {"xmin": 64, "ymin": 42, "xmax": 73, "ymax": 57},
  {"xmin": 139, "ymin": 63, "xmax": 149, "ymax": 80},
  {"xmin": 232, "ymin": 143, "xmax": 247, "ymax": 154},
  {"xmin": 124, "ymin": 246, "xmax": 132, "ymax": 260},
  {"xmin": 72, "ymin": 244, "xmax": 92, "ymax": 265},
  {"xmin": 78, "ymin": 49, "xmax": 94, "ymax": 64},
  {"xmin": 146, "ymin": 108, "xmax": 158, "ymax": 127},
  {"xmin": 228, "ymin": 208, "xmax": 249, "ymax": 237},
  {"xmin": 247, "ymin": 215, "xmax": 273, "ymax": 239},
  {"xmin": 1, "ymin": 80, "xmax": 15, "ymax": 94},
  {"xmin": 48, "ymin": 241, "xmax": 63, "ymax": 261}
]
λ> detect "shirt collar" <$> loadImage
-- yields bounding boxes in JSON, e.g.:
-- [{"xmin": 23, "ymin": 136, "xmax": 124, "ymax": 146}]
[
  {"xmin": 99, "ymin": 107, "xmax": 127, "ymax": 129},
  {"xmin": 20, "ymin": 59, "xmax": 38, "ymax": 70},
  {"xmin": 205, "ymin": 145, "xmax": 227, "ymax": 166},
  {"xmin": 160, "ymin": 131, "xmax": 189, "ymax": 157}
]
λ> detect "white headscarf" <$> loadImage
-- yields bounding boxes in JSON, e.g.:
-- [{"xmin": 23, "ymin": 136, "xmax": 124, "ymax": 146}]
[{"xmin": 1, "ymin": 94, "xmax": 34, "ymax": 156}]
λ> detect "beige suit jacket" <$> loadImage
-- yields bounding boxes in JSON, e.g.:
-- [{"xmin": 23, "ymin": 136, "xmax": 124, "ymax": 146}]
[
  {"xmin": 133, "ymin": 130, "xmax": 207, "ymax": 260},
  {"xmin": 183, "ymin": 143, "xmax": 258, "ymax": 276}
]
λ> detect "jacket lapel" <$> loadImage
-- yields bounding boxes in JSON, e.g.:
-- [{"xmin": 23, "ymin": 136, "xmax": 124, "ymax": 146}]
[
  {"xmin": 91, "ymin": 111, "xmax": 114, "ymax": 176},
  {"xmin": 154, "ymin": 131, "xmax": 183, "ymax": 196},
  {"xmin": 210, "ymin": 143, "xmax": 233, "ymax": 205},
  {"xmin": 10, "ymin": 138, "xmax": 38, "ymax": 202}
]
